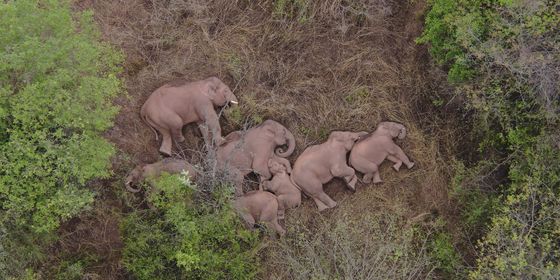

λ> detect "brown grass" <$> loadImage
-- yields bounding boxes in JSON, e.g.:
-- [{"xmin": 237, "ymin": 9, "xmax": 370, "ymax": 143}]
[{"xmin": 64, "ymin": 0, "xmax": 459, "ymax": 278}]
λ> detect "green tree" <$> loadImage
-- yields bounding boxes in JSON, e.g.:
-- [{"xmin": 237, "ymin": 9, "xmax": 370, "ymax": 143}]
[{"xmin": 0, "ymin": 0, "xmax": 122, "ymax": 277}]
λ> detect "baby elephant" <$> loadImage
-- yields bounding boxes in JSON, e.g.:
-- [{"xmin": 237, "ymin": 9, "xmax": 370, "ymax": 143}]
[
  {"xmin": 234, "ymin": 191, "xmax": 286, "ymax": 236},
  {"xmin": 349, "ymin": 121, "xmax": 414, "ymax": 184},
  {"xmin": 291, "ymin": 131, "xmax": 367, "ymax": 211},
  {"xmin": 125, "ymin": 158, "xmax": 198, "ymax": 192},
  {"xmin": 261, "ymin": 158, "xmax": 301, "ymax": 220}
]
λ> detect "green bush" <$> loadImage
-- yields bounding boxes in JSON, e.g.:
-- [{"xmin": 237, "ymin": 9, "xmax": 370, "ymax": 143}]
[
  {"xmin": 121, "ymin": 173, "xmax": 259, "ymax": 280},
  {"xmin": 419, "ymin": 0, "xmax": 560, "ymax": 278},
  {"xmin": 0, "ymin": 0, "xmax": 122, "ymax": 277}
]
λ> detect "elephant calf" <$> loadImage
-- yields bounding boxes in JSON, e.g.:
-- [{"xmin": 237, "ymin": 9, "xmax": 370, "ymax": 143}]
[
  {"xmin": 234, "ymin": 191, "xmax": 286, "ymax": 236},
  {"xmin": 262, "ymin": 158, "xmax": 301, "ymax": 220},
  {"xmin": 141, "ymin": 76, "xmax": 238, "ymax": 156},
  {"xmin": 291, "ymin": 131, "xmax": 367, "ymax": 211},
  {"xmin": 125, "ymin": 158, "xmax": 198, "ymax": 192},
  {"xmin": 349, "ymin": 122, "xmax": 414, "ymax": 184}
]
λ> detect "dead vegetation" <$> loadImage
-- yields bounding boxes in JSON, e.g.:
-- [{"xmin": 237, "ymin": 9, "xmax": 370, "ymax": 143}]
[{"xmin": 65, "ymin": 0, "xmax": 458, "ymax": 278}]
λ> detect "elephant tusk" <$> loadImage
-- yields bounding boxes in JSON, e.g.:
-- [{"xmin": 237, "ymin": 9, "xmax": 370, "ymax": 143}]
[{"xmin": 230, "ymin": 101, "xmax": 238, "ymax": 104}]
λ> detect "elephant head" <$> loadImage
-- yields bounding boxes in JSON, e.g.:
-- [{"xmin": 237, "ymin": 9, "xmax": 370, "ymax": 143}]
[
  {"xmin": 206, "ymin": 76, "xmax": 238, "ymax": 106},
  {"xmin": 378, "ymin": 122, "xmax": 406, "ymax": 139},
  {"xmin": 260, "ymin": 120, "xmax": 296, "ymax": 158},
  {"xmin": 268, "ymin": 158, "xmax": 292, "ymax": 175},
  {"xmin": 125, "ymin": 165, "xmax": 145, "ymax": 193},
  {"xmin": 329, "ymin": 131, "xmax": 365, "ymax": 151}
]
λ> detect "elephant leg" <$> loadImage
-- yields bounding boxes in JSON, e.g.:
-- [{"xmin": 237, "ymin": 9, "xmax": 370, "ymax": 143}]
[
  {"xmin": 387, "ymin": 155, "xmax": 402, "ymax": 171},
  {"xmin": 372, "ymin": 170, "xmax": 382, "ymax": 184},
  {"xmin": 261, "ymin": 201, "xmax": 286, "ymax": 236},
  {"xmin": 316, "ymin": 191, "xmax": 337, "ymax": 211},
  {"xmin": 198, "ymin": 122, "xmax": 210, "ymax": 146},
  {"xmin": 200, "ymin": 109, "xmax": 224, "ymax": 146},
  {"xmin": 240, "ymin": 212, "xmax": 256, "ymax": 230},
  {"xmin": 351, "ymin": 156, "xmax": 379, "ymax": 184},
  {"xmin": 356, "ymin": 161, "xmax": 382, "ymax": 184},
  {"xmin": 331, "ymin": 164, "xmax": 358, "ymax": 190},
  {"xmin": 312, "ymin": 196, "xmax": 330, "ymax": 212},
  {"xmin": 171, "ymin": 126, "xmax": 185, "ymax": 143},
  {"xmin": 391, "ymin": 145, "xmax": 414, "ymax": 169},
  {"xmin": 159, "ymin": 129, "xmax": 173, "ymax": 156}
]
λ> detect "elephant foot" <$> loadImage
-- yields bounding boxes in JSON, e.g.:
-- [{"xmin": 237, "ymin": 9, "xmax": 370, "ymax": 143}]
[
  {"xmin": 392, "ymin": 162, "xmax": 402, "ymax": 172},
  {"xmin": 317, "ymin": 203, "xmax": 328, "ymax": 212},
  {"xmin": 406, "ymin": 162, "xmax": 415, "ymax": 169},
  {"xmin": 373, "ymin": 178, "xmax": 383, "ymax": 184},
  {"xmin": 159, "ymin": 147, "xmax": 172, "ymax": 157},
  {"xmin": 215, "ymin": 137, "xmax": 226, "ymax": 146},
  {"xmin": 346, "ymin": 177, "xmax": 357, "ymax": 191},
  {"xmin": 362, "ymin": 174, "xmax": 373, "ymax": 184},
  {"xmin": 176, "ymin": 135, "xmax": 185, "ymax": 142}
]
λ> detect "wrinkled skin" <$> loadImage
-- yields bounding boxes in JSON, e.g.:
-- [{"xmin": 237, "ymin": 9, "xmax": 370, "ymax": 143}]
[
  {"xmin": 125, "ymin": 158, "xmax": 198, "ymax": 192},
  {"xmin": 290, "ymin": 131, "xmax": 367, "ymax": 211},
  {"xmin": 141, "ymin": 76, "xmax": 238, "ymax": 155},
  {"xmin": 217, "ymin": 119, "xmax": 296, "ymax": 196},
  {"xmin": 262, "ymin": 158, "xmax": 300, "ymax": 220},
  {"xmin": 349, "ymin": 122, "xmax": 414, "ymax": 184},
  {"xmin": 234, "ymin": 190, "xmax": 286, "ymax": 236}
]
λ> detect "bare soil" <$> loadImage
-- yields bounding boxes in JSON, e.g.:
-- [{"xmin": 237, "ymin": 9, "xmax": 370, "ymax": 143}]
[{"xmin": 52, "ymin": 0, "xmax": 460, "ymax": 278}]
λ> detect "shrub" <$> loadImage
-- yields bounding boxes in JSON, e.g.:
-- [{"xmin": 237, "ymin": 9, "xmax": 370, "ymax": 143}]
[
  {"xmin": 0, "ymin": 0, "xmax": 122, "ymax": 277},
  {"xmin": 121, "ymin": 173, "xmax": 259, "ymax": 280}
]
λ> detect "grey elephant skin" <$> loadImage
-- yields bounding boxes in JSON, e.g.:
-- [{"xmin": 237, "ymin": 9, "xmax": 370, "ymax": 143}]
[
  {"xmin": 290, "ymin": 131, "xmax": 367, "ymax": 211},
  {"xmin": 125, "ymin": 158, "xmax": 197, "ymax": 192},
  {"xmin": 217, "ymin": 119, "xmax": 295, "ymax": 196},
  {"xmin": 349, "ymin": 122, "xmax": 414, "ymax": 184},
  {"xmin": 262, "ymin": 158, "xmax": 300, "ymax": 220},
  {"xmin": 141, "ymin": 77, "xmax": 238, "ymax": 156},
  {"xmin": 234, "ymin": 190, "xmax": 286, "ymax": 236}
]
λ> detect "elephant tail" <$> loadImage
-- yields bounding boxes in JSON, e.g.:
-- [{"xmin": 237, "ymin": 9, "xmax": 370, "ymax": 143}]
[
  {"xmin": 125, "ymin": 183, "xmax": 142, "ymax": 193},
  {"xmin": 289, "ymin": 174, "xmax": 309, "ymax": 198},
  {"xmin": 140, "ymin": 109, "xmax": 159, "ymax": 141}
]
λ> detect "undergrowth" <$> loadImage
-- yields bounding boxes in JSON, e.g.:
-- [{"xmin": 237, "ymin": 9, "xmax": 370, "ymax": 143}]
[
  {"xmin": 121, "ymin": 173, "xmax": 259, "ymax": 280},
  {"xmin": 419, "ymin": 0, "xmax": 560, "ymax": 278}
]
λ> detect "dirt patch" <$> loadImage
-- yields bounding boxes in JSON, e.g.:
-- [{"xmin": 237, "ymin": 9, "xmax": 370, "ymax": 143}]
[{"xmin": 62, "ymin": 0, "xmax": 458, "ymax": 278}]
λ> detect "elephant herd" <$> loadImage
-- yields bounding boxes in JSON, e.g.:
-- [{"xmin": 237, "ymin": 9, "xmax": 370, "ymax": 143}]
[{"xmin": 126, "ymin": 77, "xmax": 414, "ymax": 236}]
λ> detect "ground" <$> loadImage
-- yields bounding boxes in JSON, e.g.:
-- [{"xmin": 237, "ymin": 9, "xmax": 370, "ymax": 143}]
[{"xmin": 50, "ymin": 0, "xmax": 459, "ymax": 278}]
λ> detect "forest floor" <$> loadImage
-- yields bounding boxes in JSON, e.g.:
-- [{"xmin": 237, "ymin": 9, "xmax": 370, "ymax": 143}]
[{"xmin": 49, "ymin": 0, "xmax": 462, "ymax": 278}]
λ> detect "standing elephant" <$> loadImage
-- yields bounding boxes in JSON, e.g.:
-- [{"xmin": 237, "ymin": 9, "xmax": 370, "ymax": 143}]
[
  {"xmin": 234, "ymin": 190, "xmax": 286, "ymax": 236},
  {"xmin": 217, "ymin": 119, "xmax": 295, "ymax": 196},
  {"xmin": 349, "ymin": 121, "xmax": 414, "ymax": 183},
  {"xmin": 291, "ymin": 131, "xmax": 367, "ymax": 211},
  {"xmin": 141, "ymin": 76, "xmax": 238, "ymax": 156},
  {"xmin": 125, "ymin": 158, "xmax": 198, "ymax": 192}
]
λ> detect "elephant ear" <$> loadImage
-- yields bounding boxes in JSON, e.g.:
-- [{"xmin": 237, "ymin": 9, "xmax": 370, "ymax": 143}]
[{"xmin": 264, "ymin": 126, "xmax": 276, "ymax": 138}]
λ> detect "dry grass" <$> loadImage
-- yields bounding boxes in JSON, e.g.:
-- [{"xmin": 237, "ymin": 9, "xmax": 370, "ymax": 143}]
[{"xmin": 69, "ymin": 0, "xmax": 459, "ymax": 278}]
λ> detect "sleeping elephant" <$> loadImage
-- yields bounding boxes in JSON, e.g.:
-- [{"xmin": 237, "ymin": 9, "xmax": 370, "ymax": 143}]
[
  {"xmin": 217, "ymin": 119, "xmax": 295, "ymax": 196},
  {"xmin": 234, "ymin": 190, "xmax": 286, "ymax": 236},
  {"xmin": 141, "ymin": 76, "xmax": 238, "ymax": 156},
  {"xmin": 290, "ymin": 131, "xmax": 367, "ymax": 211},
  {"xmin": 349, "ymin": 121, "xmax": 414, "ymax": 183},
  {"xmin": 262, "ymin": 158, "xmax": 300, "ymax": 220},
  {"xmin": 125, "ymin": 158, "xmax": 198, "ymax": 192}
]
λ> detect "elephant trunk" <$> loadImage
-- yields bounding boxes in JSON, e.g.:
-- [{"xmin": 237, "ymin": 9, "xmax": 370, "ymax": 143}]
[
  {"xmin": 125, "ymin": 180, "xmax": 141, "ymax": 193},
  {"xmin": 398, "ymin": 125, "xmax": 407, "ymax": 139},
  {"xmin": 226, "ymin": 90, "xmax": 239, "ymax": 105},
  {"xmin": 275, "ymin": 127, "xmax": 295, "ymax": 158}
]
